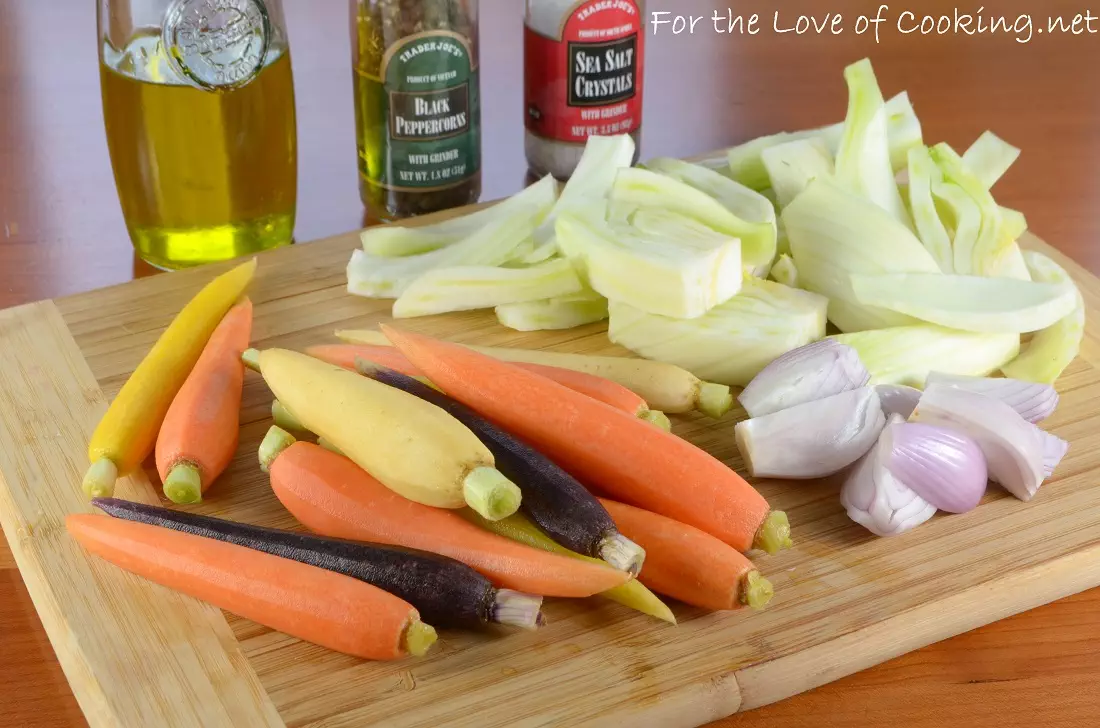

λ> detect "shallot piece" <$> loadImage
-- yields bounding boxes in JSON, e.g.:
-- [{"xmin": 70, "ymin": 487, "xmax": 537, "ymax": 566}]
[
  {"xmin": 924, "ymin": 372, "xmax": 1059, "ymax": 424},
  {"xmin": 1038, "ymin": 429, "xmax": 1070, "ymax": 479},
  {"xmin": 735, "ymin": 387, "xmax": 885, "ymax": 479},
  {"xmin": 911, "ymin": 384, "xmax": 1045, "ymax": 501},
  {"xmin": 738, "ymin": 339, "xmax": 870, "ymax": 418},
  {"xmin": 887, "ymin": 422, "xmax": 988, "ymax": 513},
  {"xmin": 841, "ymin": 416, "xmax": 939, "ymax": 537},
  {"xmin": 875, "ymin": 384, "xmax": 922, "ymax": 420}
]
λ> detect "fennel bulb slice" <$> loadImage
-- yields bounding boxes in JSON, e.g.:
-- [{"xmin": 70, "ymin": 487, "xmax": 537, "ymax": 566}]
[
  {"xmin": 348, "ymin": 181, "xmax": 559, "ymax": 298},
  {"xmin": 907, "ymin": 146, "xmax": 953, "ymax": 272},
  {"xmin": 610, "ymin": 167, "xmax": 776, "ymax": 277},
  {"xmin": 835, "ymin": 59, "xmax": 913, "ymax": 229},
  {"xmin": 962, "ymin": 131, "xmax": 1020, "ymax": 190},
  {"xmin": 643, "ymin": 157, "xmax": 777, "ymax": 229},
  {"xmin": 607, "ymin": 277, "xmax": 828, "ymax": 387},
  {"xmin": 358, "ymin": 174, "xmax": 559, "ymax": 258},
  {"xmin": 538, "ymin": 134, "xmax": 635, "ymax": 243},
  {"xmin": 770, "ymin": 254, "xmax": 799, "ymax": 288},
  {"xmin": 849, "ymin": 273, "xmax": 1079, "ymax": 334},
  {"xmin": 555, "ymin": 206, "xmax": 743, "ymax": 319},
  {"xmin": 931, "ymin": 143, "xmax": 1004, "ymax": 276},
  {"xmin": 392, "ymin": 258, "xmax": 584, "ymax": 319},
  {"xmin": 783, "ymin": 178, "xmax": 940, "ymax": 332},
  {"xmin": 761, "ymin": 138, "xmax": 835, "ymax": 209},
  {"xmin": 1001, "ymin": 252, "xmax": 1086, "ymax": 384},
  {"xmin": 496, "ymin": 290, "xmax": 609, "ymax": 332},
  {"xmin": 830, "ymin": 325, "xmax": 1021, "ymax": 388},
  {"xmin": 725, "ymin": 92, "xmax": 921, "ymax": 191}
]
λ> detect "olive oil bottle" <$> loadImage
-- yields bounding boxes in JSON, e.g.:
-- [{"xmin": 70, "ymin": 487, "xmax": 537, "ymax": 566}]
[
  {"xmin": 100, "ymin": 29, "xmax": 297, "ymax": 269},
  {"xmin": 352, "ymin": 0, "xmax": 482, "ymax": 221}
]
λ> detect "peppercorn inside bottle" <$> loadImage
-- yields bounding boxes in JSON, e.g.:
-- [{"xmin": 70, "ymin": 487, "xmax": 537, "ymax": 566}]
[{"xmin": 351, "ymin": 0, "xmax": 482, "ymax": 220}]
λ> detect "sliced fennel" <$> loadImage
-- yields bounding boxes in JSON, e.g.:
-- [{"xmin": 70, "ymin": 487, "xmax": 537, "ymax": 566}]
[
  {"xmin": 725, "ymin": 92, "xmax": 921, "ymax": 191},
  {"xmin": 607, "ymin": 277, "xmax": 828, "ymax": 387},
  {"xmin": 391, "ymin": 258, "xmax": 584, "ymax": 319},
  {"xmin": 907, "ymin": 146, "xmax": 953, "ymax": 272},
  {"xmin": 830, "ymin": 325, "xmax": 1021, "ymax": 388},
  {"xmin": 358, "ymin": 174, "xmax": 559, "ymax": 258},
  {"xmin": 643, "ymin": 157, "xmax": 777, "ymax": 230},
  {"xmin": 1001, "ymin": 251, "xmax": 1086, "ymax": 384},
  {"xmin": 783, "ymin": 178, "xmax": 940, "ymax": 332},
  {"xmin": 962, "ymin": 131, "xmax": 1020, "ymax": 190},
  {"xmin": 761, "ymin": 137, "xmax": 835, "ymax": 209},
  {"xmin": 348, "ymin": 182, "xmax": 559, "ymax": 298},
  {"xmin": 610, "ymin": 167, "xmax": 776, "ymax": 277},
  {"xmin": 1000, "ymin": 207, "xmax": 1028, "ymax": 241},
  {"xmin": 931, "ymin": 143, "xmax": 1004, "ymax": 276},
  {"xmin": 496, "ymin": 290, "xmax": 609, "ymax": 332},
  {"xmin": 835, "ymin": 59, "xmax": 912, "ymax": 229},
  {"xmin": 988, "ymin": 207, "xmax": 1031, "ymax": 281},
  {"xmin": 537, "ymin": 134, "xmax": 635, "ymax": 243},
  {"xmin": 770, "ymin": 254, "xmax": 799, "ymax": 288},
  {"xmin": 555, "ymin": 205, "xmax": 743, "ymax": 319},
  {"xmin": 849, "ymin": 273, "xmax": 1079, "ymax": 334}
]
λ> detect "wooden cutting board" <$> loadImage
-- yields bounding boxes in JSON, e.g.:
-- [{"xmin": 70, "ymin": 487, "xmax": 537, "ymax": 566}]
[{"xmin": 2, "ymin": 216, "xmax": 1100, "ymax": 728}]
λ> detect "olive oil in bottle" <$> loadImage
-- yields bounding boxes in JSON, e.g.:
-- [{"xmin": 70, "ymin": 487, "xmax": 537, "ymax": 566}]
[
  {"xmin": 352, "ymin": 0, "xmax": 482, "ymax": 221},
  {"xmin": 100, "ymin": 31, "xmax": 298, "ymax": 269}
]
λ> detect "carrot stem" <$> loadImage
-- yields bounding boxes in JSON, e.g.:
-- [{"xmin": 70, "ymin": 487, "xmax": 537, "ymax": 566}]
[
  {"xmin": 639, "ymin": 409, "xmax": 672, "ymax": 432},
  {"xmin": 260, "ymin": 426, "xmax": 297, "ymax": 473},
  {"xmin": 697, "ymin": 382, "xmax": 734, "ymax": 419},
  {"xmin": 741, "ymin": 570, "xmax": 774, "ymax": 611},
  {"xmin": 271, "ymin": 400, "xmax": 305, "ymax": 433},
  {"xmin": 241, "ymin": 348, "xmax": 261, "ymax": 372},
  {"xmin": 494, "ymin": 590, "xmax": 545, "ymax": 630},
  {"xmin": 463, "ymin": 467, "xmax": 522, "ymax": 522},
  {"xmin": 163, "ymin": 463, "xmax": 203, "ymax": 505},
  {"xmin": 403, "ymin": 620, "xmax": 438, "ymax": 657},
  {"xmin": 82, "ymin": 458, "xmax": 118, "ymax": 499},
  {"xmin": 597, "ymin": 533, "xmax": 645, "ymax": 577},
  {"xmin": 753, "ymin": 511, "xmax": 792, "ymax": 555}
]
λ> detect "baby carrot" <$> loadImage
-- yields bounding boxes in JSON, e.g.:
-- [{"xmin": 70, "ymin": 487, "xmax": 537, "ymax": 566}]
[
  {"xmin": 306, "ymin": 343, "xmax": 671, "ymax": 430},
  {"xmin": 155, "ymin": 299, "xmax": 253, "ymax": 504},
  {"xmin": 380, "ymin": 325, "xmax": 792, "ymax": 555},
  {"xmin": 83, "ymin": 259, "xmax": 257, "ymax": 498},
  {"xmin": 599, "ymin": 499, "xmax": 774, "ymax": 611},
  {"xmin": 260, "ymin": 427, "xmax": 631, "ymax": 598},
  {"xmin": 66, "ymin": 514, "xmax": 436, "ymax": 660},
  {"xmin": 463, "ymin": 510, "xmax": 676, "ymax": 624},
  {"xmin": 336, "ymin": 328, "xmax": 732, "ymax": 418}
]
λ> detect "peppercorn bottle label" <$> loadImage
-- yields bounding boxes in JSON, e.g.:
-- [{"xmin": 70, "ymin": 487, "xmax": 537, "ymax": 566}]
[
  {"xmin": 525, "ymin": 0, "xmax": 644, "ymax": 144},
  {"xmin": 370, "ymin": 31, "xmax": 481, "ymax": 191}
]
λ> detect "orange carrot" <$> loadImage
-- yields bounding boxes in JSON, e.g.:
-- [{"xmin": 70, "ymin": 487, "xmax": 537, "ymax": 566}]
[
  {"xmin": 261, "ymin": 431, "xmax": 631, "ymax": 598},
  {"xmin": 599, "ymin": 499, "xmax": 773, "ymax": 611},
  {"xmin": 155, "ymin": 299, "xmax": 253, "ymax": 504},
  {"xmin": 380, "ymin": 325, "xmax": 792, "ymax": 555},
  {"xmin": 305, "ymin": 343, "xmax": 670, "ymax": 429},
  {"xmin": 66, "ymin": 514, "xmax": 437, "ymax": 660}
]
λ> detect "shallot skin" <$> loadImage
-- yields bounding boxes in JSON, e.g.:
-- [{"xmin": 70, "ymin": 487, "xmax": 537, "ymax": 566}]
[{"xmin": 888, "ymin": 422, "xmax": 988, "ymax": 514}]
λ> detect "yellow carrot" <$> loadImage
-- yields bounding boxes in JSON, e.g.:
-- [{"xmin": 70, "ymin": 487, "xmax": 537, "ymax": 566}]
[
  {"xmin": 82, "ymin": 259, "xmax": 258, "ymax": 498},
  {"xmin": 462, "ymin": 511, "xmax": 677, "ymax": 624}
]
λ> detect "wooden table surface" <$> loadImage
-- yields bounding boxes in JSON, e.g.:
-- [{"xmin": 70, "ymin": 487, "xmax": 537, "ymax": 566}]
[{"xmin": 2, "ymin": 0, "xmax": 1098, "ymax": 725}]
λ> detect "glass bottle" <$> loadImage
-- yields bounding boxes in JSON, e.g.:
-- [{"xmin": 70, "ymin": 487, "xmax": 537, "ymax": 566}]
[
  {"xmin": 524, "ymin": 0, "xmax": 646, "ymax": 180},
  {"xmin": 351, "ymin": 0, "xmax": 482, "ymax": 221},
  {"xmin": 98, "ymin": 0, "xmax": 298, "ymax": 269}
]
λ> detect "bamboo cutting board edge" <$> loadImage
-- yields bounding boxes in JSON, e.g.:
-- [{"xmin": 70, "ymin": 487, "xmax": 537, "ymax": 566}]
[
  {"xmin": 1, "ymin": 217, "xmax": 1099, "ymax": 726},
  {"xmin": 0, "ymin": 300, "xmax": 285, "ymax": 728}
]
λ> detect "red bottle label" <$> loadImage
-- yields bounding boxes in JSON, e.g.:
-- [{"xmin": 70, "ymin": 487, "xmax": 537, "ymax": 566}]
[{"xmin": 525, "ymin": 0, "xmax": 645, "ymax": 144}]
